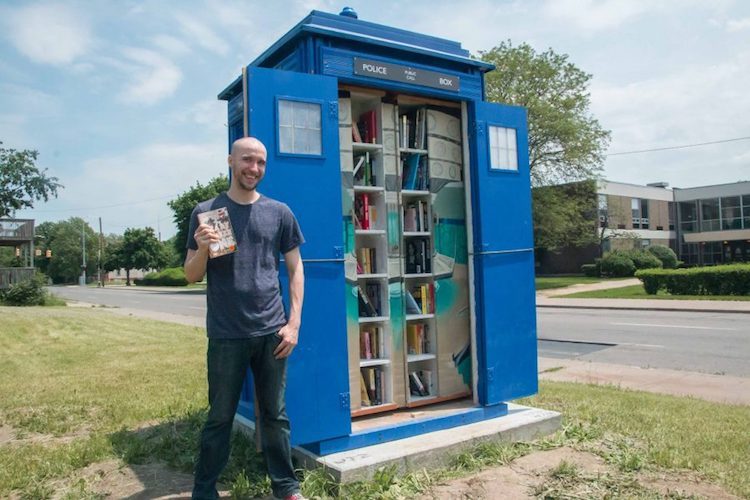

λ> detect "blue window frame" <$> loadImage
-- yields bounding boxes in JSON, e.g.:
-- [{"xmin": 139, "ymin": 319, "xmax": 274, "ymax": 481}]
[
  {"xmin": 277, "ymin": 97, "xmax": 323, "ymax": 157},
  {"xmin": 488, "ymin": 125, "xmax": 518, "ymax": 171}
]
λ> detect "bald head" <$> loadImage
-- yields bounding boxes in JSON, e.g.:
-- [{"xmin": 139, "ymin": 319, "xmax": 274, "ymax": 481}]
[
  {"xmin": 231, "ymin": 137, "xmax": 267, "ymax": 157},
  {"xmin": 228, "ymin": 137, "xmax": 267, "ymax": 195}
]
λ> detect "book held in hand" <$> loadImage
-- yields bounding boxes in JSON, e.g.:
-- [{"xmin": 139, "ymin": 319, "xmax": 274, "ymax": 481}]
[{"xmin": 197, "ymin": 207, "xmax": 237, "ymax": 258}]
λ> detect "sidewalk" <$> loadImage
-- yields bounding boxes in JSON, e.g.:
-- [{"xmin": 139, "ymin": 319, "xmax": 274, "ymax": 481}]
[
  {"xmin": 538, "ymin": 356, "xmax": 749, "ymax": 405},
  {"xmin": 536, "ymin": 278, "xmax": 750, "ymax": 314}
]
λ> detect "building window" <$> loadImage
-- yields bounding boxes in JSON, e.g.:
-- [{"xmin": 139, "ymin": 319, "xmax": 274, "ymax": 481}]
[
  {"xmin": 721, "ymin": 196, "xmax": 742, "ymax": 230},
  {"xmin": 679, "ymin": 201, "xmax": 698, "ymax": 233},
  {"xmin": 598, "ymin": 194, "xmax": 608, "ymax": 227},
  {"xmin": 680, "ymin": 242, "xmax": 699, "ymax": 266},
  {"xmin": 700, "ymin": 198, "xmax": 720, "ymax": 232},
  {"xmin": 631, "ymin": 199, "xmax": 648, "ymax": 229},
  {"xmin": 488, "ymin": 126, "xmax": 518, "ymax": 171},
  {"xmin": 702, "ymin": 241, "xmax": 723, "ymax": 265},
  {"xmin": 278, "ymin": 99, "xmax": 322, "ymax": 155},
  {"xmin": 743, "ymin": 194, "xmax": 750, "ymax": 229},
  {"xmin": 668, "ymin": 201, "xmax": 675, "ymax": 230}
]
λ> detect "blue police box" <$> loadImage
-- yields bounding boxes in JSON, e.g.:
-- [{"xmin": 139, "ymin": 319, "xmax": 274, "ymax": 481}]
[{"xmin": 218, "ymin": 8, "xmax": 537, "ymax": 455}]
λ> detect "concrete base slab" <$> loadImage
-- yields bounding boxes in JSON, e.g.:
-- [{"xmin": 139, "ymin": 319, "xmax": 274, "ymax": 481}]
[{"xmin": 234, "ymin": 404, "xmax": 560, "ymax": 483}]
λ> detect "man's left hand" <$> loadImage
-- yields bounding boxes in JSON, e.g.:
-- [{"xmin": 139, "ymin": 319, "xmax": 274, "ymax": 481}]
[{"xmin": 273, "ymin": 324, "xmax": 299, "ymax": 359}]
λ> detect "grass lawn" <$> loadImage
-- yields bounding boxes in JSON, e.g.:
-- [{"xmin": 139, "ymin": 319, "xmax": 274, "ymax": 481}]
[
  {"xmin": 535, "ymin": 276, "xmax": 613, "ymax": 290},
  {"xmin": 1, "ymin": 307, "xmax": 748, "ymax": 498},
  {"xmin": 561, "ymin": 284, "xmax": 750, "ymax": 301}
]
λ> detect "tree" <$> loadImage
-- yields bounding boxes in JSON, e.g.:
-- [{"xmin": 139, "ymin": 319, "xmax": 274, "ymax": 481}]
[
  {"xmin": 110, "ymin": 227, "xmax": 167, "ymax": 285},
  {"xmin": 0, "ymin": 141, "xmax": 62, "ymax": 217},
  {"xmin": 480, "ymin": 42, "xmax": 610, "ymax": 252},
  {"xmin": 35, "ymin": 218, "xmax": 98, "ymax": 284},
  {"xmin": 481, "ymin": 42, "xmax": 610, "ymax": 186},
  {"xmin": 167, "ymin": 175, "xmax": 229, "ymax": 263},
  {"xmin": 532, "ymin": 181, "xmax": 598, "ymax": 251}
]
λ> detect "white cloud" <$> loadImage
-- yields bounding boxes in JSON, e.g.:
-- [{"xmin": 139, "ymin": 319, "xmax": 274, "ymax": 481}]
[
  {"xmin": 47, "ymin": 141, "xmax": 227, "ymax": 238},
  {"xmin": 119, "ymin": 48, "xmax": 183, "ymax": 105},
  {"xmin": 175, "ymin": 14, "xmax": 229, "ymax": 56},
  {"xmin": 172, "ymin": 99, "xmax": 227, "ymax": 128},
  {"xmin": 543, "ymin": 0, "xmax": 651, "ymax": 32},
  {"xmin": 727, "ymin": 17, "xmax": 750, "ymax": 32},
  {"xmin": 6, "ymin": 3, "xmax": 92, "ymax": 65},
  {"xmin": 151, "ymin": 34, "xmax": 191, "ymax": 56}
]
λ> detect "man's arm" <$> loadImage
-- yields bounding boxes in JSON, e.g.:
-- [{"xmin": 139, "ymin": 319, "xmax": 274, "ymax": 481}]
[
  {"xmin": 274, "ymin": 246, "xmax": 304, "ymax": 359},
  {"xmin": 184, "ymin": 223, "xmax": 218, "ymax": 283}
]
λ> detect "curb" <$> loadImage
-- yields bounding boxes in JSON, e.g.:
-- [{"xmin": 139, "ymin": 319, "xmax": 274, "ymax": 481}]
[{"xmin": 537, "ymin": 303, "xmax": 750, "ymax": 314}]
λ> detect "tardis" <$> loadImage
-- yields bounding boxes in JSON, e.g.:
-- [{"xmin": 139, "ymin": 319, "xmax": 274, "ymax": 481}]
[{"xmin": 218, "ymin": 8, "xmax": 537, "ymax": 455}]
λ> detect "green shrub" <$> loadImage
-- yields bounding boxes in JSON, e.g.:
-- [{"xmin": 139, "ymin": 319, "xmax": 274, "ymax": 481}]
[
  {"xmin": 580, "ymin": 263, "xmax": 599, "ymax": 277},
  {"xmin": 600, "ymin": 252, "xmax": 636, "ymax": 277},
  {"xmin": 622, "ymin": 249, "xmax": 662, "ymax": 270},
  {"xmin": 635, "ymin": 269, "xmax": 667, "ymax": 294},
  {"xmin": 0, "ymin": 274, "xmax": 47, "ymax": 306},
  {"xmin": 636, "ymin": 264, "xmax": 750, "ymax": 296},
  {"xmin": 647, "ymin": 245, "xmax": 679, "ymax": 269},
  {"xmin": 135, "ymin": 267, "xmax": 188, "ymax": 287}
]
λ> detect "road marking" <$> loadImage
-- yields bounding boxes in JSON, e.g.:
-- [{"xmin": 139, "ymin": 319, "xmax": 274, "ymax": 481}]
[{"xmin": 611, "ymin": 322, "xmax": 736, "ymax": 331}]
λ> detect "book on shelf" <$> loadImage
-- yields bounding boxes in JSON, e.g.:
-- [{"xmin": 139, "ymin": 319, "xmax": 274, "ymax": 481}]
[
  {"xmin": 409, "ymin": 371, "xmax": 428, "ymax": 397},
  {"xmin": 403, "ymin": 200, "xmax": 429, "ymax": 232},
  {"xmin": 359, "ymin": 371, "xmax": 371, "ymax": 406},
  {"xmin": 351, "ymin": 119, "xmax": 363, "ymax": 143},
  {"xmin": 353, "ymin": 152, "xmax": 374, "ymax": 186},
  {"xmin": 359, "ymin": 110, "xmax": 377, "ymax": 144},
  {"xmin": 357, "ymin": 283, "xmax": 380, "ymax": 317},
  {"xmin": 412, "ymin": 283, "xmax": 434, "ymax": 314},
  {"xmin": 356, "ymin": 247, "xmax": 376, "ymax": 274},
  {"xmin": 405, "ymin": 289, "xmax": 421, "ymax": 314},
  {"xmin": 402, "ymin": 153, "xmax": 421, "ymax": 190},
  {"xmin": 405, "ymin": 238, "xmax": 431, "ymax": 274},
  {"xmin": 361, "ymin": 367, "xmax": 383, "ymax": 405},
  {"xmin": 197, "ymin": 207, "xmax": 237, "ymax": 258},
  {"xmin": 399, "ymin": 108, "xmax": 427, "ymax": 149},
  {"xmin": 360, "ymin": 326, "xmax": 384, "ymax": 359},
  {"xmin": 407, "ymin": 323, "xmax": 429, "ymax": 355}
]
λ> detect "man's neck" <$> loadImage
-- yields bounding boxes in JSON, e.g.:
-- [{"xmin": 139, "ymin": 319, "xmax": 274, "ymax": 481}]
[{"xmin": 227, "ymin": 186, "xmax": 260, "ymax": 205}]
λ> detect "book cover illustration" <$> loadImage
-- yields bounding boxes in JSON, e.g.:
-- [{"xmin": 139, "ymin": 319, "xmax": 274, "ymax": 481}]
[{"xmin": 197, "ymin": 207, "xmax": 237, "ymax": 258}]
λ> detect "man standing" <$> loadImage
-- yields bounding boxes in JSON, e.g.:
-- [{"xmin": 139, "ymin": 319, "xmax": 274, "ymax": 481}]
[{"xmin": 185, "ymin": 137, "xmax": 306, "ymax": 500}]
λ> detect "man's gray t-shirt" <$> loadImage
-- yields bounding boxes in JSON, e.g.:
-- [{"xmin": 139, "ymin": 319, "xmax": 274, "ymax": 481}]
[{"xmin": 187, "ymin": 192, "xmax": 304, "ymax": 339}]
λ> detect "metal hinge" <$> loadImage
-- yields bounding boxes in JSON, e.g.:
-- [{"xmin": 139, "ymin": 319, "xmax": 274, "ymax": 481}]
[
  {"xmin": 333, "ymin": 246, "xmax": 343, "ymax": 258},
  {"xmin": 487, "ymin": 367, "xmax": 495, "ymax": 382},
  {"xmin": 339, "ymin": 392, "xmax": 350, "ymax": 410},
  {"xmin": 329, "ymin": 101, "xmax": 338, "ymax": 121},
  {"xmin": 473, "ymin": 120, "xmax": 485, "ymax": 139}
]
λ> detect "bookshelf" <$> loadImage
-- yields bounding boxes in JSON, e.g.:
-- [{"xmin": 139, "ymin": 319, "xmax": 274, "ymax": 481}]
[{"xmin": 341, "ymin": 90, "xmax": 471, "ymax": 415}]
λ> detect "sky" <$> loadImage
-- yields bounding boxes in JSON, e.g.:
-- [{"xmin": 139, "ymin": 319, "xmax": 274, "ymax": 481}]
[{"xmin": 1, "ymin": 0, "xmax": 749, "ymax": 240}]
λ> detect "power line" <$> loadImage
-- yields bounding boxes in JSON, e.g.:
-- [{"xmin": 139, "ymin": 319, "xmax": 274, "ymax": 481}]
[
  {"xmin": 607, "ymin": 136, "xmax": 750, "ymax": 156},
  {"xmin": 31, "ymin": 193, "xmax": 180, "ymax": 213}
]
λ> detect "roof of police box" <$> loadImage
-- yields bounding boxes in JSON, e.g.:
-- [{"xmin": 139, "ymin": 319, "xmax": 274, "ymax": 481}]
[{"xmin": 218, "ymin": 9, "xmax": 494, "ymax": 100}]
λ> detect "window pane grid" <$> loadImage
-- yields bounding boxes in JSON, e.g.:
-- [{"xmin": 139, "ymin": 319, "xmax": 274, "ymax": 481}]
[
  {"xmin": 278, "ymin": 100, "xmax": 321, "ymax": 155},
  {"xmin": 489, "ymin": 126, "xmax": 518, "ymax": 171}
]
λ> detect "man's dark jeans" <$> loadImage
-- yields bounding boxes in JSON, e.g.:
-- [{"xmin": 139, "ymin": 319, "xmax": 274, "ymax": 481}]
[{"xmin": 192, "ymin": 334, "xmax": 299, "ymax": 499}]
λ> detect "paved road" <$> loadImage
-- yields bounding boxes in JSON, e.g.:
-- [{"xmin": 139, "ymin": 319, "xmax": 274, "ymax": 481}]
[
  {"xmin": 50, "ymin": 285, "xmax": 206, "ymax": 318},
  {"xmin": 538, "ymin": 308, "xmax": 750, "ymax": 377},
  {"xmin": 51, "ymin": 286, "xmax": 750, "ymax": 377}
]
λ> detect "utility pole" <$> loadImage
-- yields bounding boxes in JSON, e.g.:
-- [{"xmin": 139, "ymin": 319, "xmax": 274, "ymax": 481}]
[
  {"xmin": 80, "ymin": 223, "xmax": 87, "ymax": 286},
  {"xmin": 98, "ymin": 217, "xmax": 104, "ymax": 287}
]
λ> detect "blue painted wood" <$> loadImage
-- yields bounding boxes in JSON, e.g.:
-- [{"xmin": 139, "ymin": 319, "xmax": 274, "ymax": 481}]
[
  {"xmin": 245, "ymin": 66, "xmax": 351, "ymax": 446},
  {"xmin": 247, "ymin": 11, "xmax": 493, "ymax": 71},
  {"xmin": 469, "ymin": 101, "xmax": 537, "ymax": 405},
  {"xmin": 306, "ymin": 403, "xmax": 508, "ymax": 455},
  {"xmin": 319, "ymin": 46, "xmax": 483, "ymax": 102}
]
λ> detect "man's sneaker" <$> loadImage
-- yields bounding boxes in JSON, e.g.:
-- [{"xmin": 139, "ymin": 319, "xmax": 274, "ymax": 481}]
[{"xmin": 283, "ymin": 493, "xmax": 307, "ymax": 500}]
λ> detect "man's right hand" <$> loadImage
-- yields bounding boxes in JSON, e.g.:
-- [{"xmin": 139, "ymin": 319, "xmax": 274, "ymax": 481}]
[{"xmin": 194, "ymin": 223, "xmax": 220, "ymax": 253}]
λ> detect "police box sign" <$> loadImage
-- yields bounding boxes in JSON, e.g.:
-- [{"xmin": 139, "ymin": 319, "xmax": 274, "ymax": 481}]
[{"xmin": 353, "ymin": 57, "xmax": 460, "ymax": 92}]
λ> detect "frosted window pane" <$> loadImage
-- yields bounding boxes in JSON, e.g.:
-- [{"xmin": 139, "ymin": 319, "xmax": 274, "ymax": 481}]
[
  {"xmin": 279, "ymin": 101, "xmax": 293, "ymax": 127},
  {"xmin": 279, "ymin": 126, "xmax": 294, "ymax": 154},
  {"xmin": 489, "ymin": 125, "xmax": 519, "ymax": 171},
  {"xmin": 278, "ymin": 99, "xmax": 322, "ymax": 155}
]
